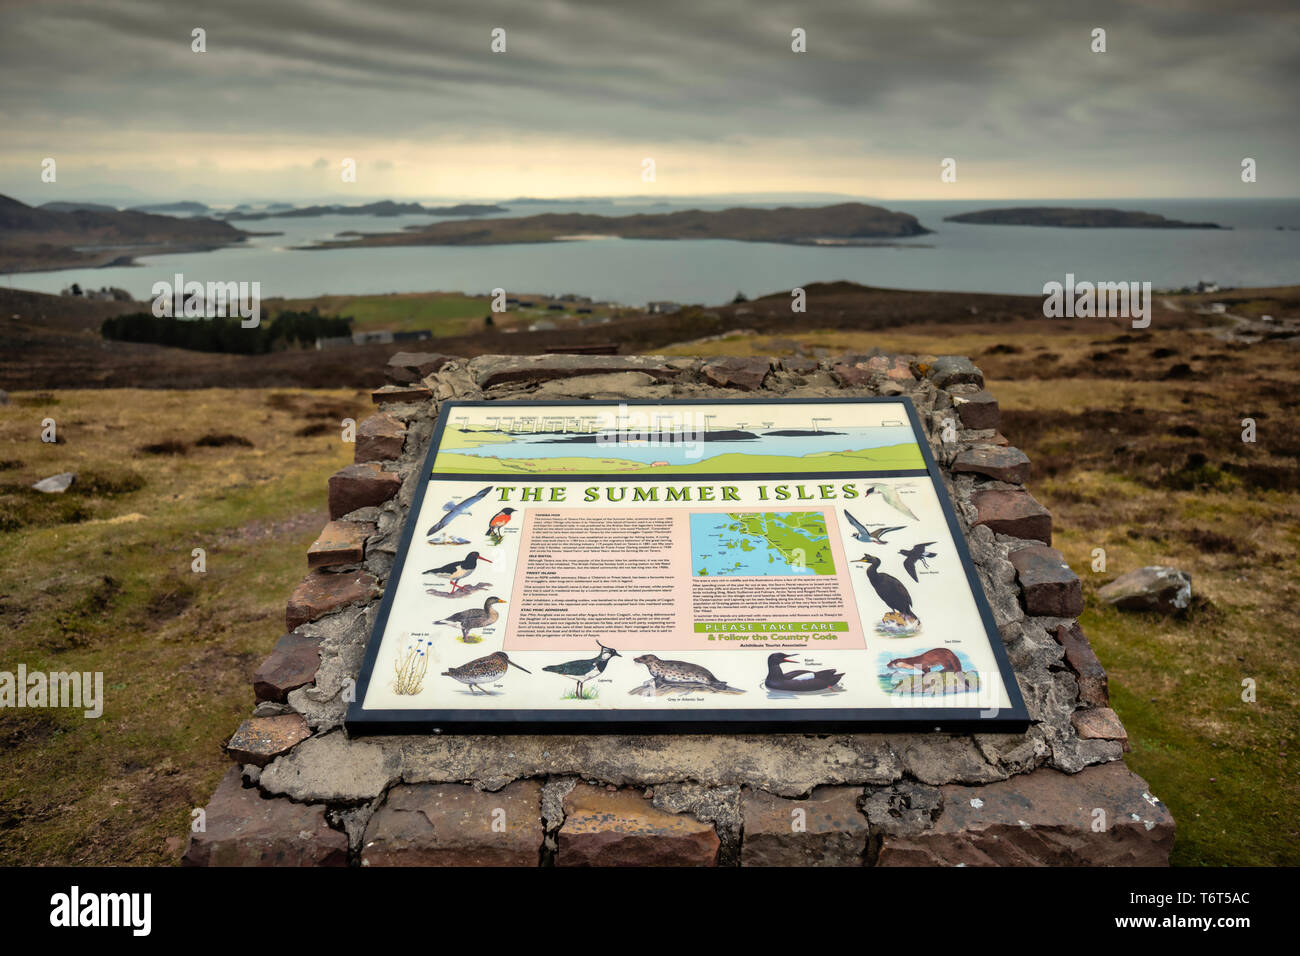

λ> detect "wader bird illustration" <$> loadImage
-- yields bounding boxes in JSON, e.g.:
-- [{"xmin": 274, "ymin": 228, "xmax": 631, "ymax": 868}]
[
  {"xmin": 853, "ymin": 553, "xmax": 919, "ymax": 624},
  {"xmin": 763, "ymin": 653, "xmax": 844, "ymax": 693},
  {"xmin": 843, "ymin": 509, "xmax": 905, "ymax": 545},
  {"xmin": 899, "ymin": 542, "xmax": 938, "ymax": 582},
  {"xmin": 441, "ymin": 651, "xmax": 531, "ymax": 694},
  {"xmin": 423, "ymin": 550, "xmax": 491, "ymax": 593},
  {"xmin": 543, "ymin": 641, "xmax": 620, "ymax": 697},
  {"xmin": 426, "ymin": 485, "xmax": 493, "ymax": 537},
  {"xmin": 863, "ymin": 483, "xmax": 919, "ymax": 521},
  {"xmin": 434, "ymin": 596, "xmax": 506, "ymax": 643}
]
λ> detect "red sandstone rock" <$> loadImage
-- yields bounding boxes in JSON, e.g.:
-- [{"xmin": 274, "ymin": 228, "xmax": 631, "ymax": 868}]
[
  {"xmin": 385, "ymin": 352, "xmax": 455, "ymax": 385},
  {"xmin": 473, "ymin": 355, "xmax": 679, "ymax": 390},
  {"xmin": 226, "ymin": 714, "xmax": 311, "ymax": 767},
  {"xmin": 1055, "ymin": 623, "xmax": 1110, "ymax": 706},
  {"xmin": 371, "ymin": 384, "xmax": 433, "ymax": 405},
  {"xmin": 701, "ymin": 356, "xmax": 771, "ymax": 391},
  {"xmin": 1072, "ymin": 707, "xmax": 1130, "ymax": 751},
  {"xmin": 182, "ymin": 768, "xmax": 347, "ymax": 867},
  {"xmin": 954, "ymin": 389, "xmax": 1000, "ymax": 430},
  {"xmin": 952, "ymin": 446, "xmax": 1031, "ymax": 484},
  {"xmin": 307, "ymin": 520, "xmax": 374, "ymax": 569},
  {"xmin": 972, "ymin": 488, "xmax": 1052, "ymax": 544},
  {"xmin": 876, "ymin": 762, "xmax": 1172, "ymax": 866},
  {"xmin": 1009, "ymin": 544, "xmax": 1083, "ymax": 616},
  {"xmin": 354, "ymin": 412, "xmax": 406, "ymax": 462},
  {"xmin": 360, "ymin": 781, "xmax": 543, "ymax": 866},
  {"xmin": 740, "ymin": 786, "xmax": 867, "ymax": 866},
  {"xmin": 253, "ymin": 632, "xmax": 323, "ymax": 702},
  {"xmin": 558, "ymin": 784, "xmax": 719, "ymax": 866},
  {"xmin": 328, "ymin": 462, "xmax": 401, "ymax": 519},
  {"xmin": 285, "ymin": 569, "xmax": 379, "ymax": 631}
]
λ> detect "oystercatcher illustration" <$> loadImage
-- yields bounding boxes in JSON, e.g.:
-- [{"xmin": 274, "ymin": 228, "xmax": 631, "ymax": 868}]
[
  {"xmin": 899, "ymin": 542, "xmax": 938, "ymax": 582},
  {"xmin": 423, "ymin": 550, "xmax": 491, "ymax": 593},
  {"xmin": 843, "ymin": 509, "xmax": 905, "ymax": 545},
  {"xmin": 634, "ymin": 654, "xmax": 735, "ymax": 693},
  {"xmin": 853, "ymin": 552, "xmax": 919, "ymax": 626},
  {"xmin": 543, "ymin": 641, "xmax": 620, "ymax": 698},
  {"xmin": 863, "ymin": 483, "xmax": 919, "ymax": 521},
  {"xmin": 434, "ymin": 596, "xmax": 506, "ymax": 643},
  {"xmin": 763, "ymin": 652, "xmax": 845, "ymax": 693},
  {"xmin": 426, "ymin": 486, "xmax": 493, "ymax": 537},
  {"xmin": 441, "ymin": 651, "xmax": 530, "ymax": 694},
  {"xmin": 485, "ymin": 507, "xmax": 516, "ymax": 541}
]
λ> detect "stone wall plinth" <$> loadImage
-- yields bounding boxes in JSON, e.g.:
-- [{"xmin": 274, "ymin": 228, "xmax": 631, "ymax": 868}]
[{"xmin": 185, "ymin": 351, "xmax": 1172, "ymax": 867}]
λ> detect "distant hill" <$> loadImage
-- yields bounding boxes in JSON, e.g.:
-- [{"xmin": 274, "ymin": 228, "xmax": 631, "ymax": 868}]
[
  {"xmin": 310, "ymin": 202, "xmax": 931, "ymax": 249},
  {"xmin": 945, "ymin": 206, "xmax": 1223, "ymax": 228},
  {"xmin": 39, "ymin": 201, "xmax": 118, "ymax": 214},
  {"xmin": 0, "ymin": 193, "xmax": 250, "ymax": 273},
  {"xmin": 127, "ymin": 201, "xmax": 210, "ymax": 215},
  {"xmin": 222, "ymin": 200, "xmax": 448, "ymax": 221}
]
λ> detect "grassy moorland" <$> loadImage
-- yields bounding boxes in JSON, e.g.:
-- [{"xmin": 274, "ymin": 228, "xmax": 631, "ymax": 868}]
[
  {"xmin": 658, "ymin": 316, "xmax": 1300, "ymax": 866},
  {"xmin": 0, "ymin": 388, "xmax": 366, "ymax": 864}
]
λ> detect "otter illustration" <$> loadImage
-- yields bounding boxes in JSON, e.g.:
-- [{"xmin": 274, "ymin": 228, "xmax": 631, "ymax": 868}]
[{"xmin": 887, "ymin": 648, "xmax": 962, "ymax": 673}]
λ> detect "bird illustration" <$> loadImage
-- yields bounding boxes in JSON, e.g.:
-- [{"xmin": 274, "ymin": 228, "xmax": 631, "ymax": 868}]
[
  {"xmin": 543, "ymin": 641, "xmax": 620, "ymax": 698},
  {"xmin": 441, "ymin": 651, "xmax": 531, "ymax": 694},
  {"xmin": 426, "ymin": 486, "xmax": 493, "ymax": 537},
  {"xmin": 843, "ymin": 509, "xmax": 905, "ymax": 545},
  {"xmin": 863, "ymin": 483, "xmax": 919, "ymax": 521},
  {"xmin": 634, "ymin": 654, "xmax": 734, "ymax": 692},
  {"xmin": 423, "ymin": 550, "xmax": 491, "ymax": 593},
  {"xmin": 853, "ymin": 553, "xmax": 919, "ymax": 624},
  {"xmin": 899, "ymin": 542, "xmax": 938, "ymax": 582},
  {"xmin": 434, "ymin": 596, "xmax": 506, "ymax": 643},
  {"xmin": 763, "ymin": 653, "xmax": 845, "ymax": 693},
  {"xmin": 485, "ymin": 507, "xmax": 516, "ymax": 539}
]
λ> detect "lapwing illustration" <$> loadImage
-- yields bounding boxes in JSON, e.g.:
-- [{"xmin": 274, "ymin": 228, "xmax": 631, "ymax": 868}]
[
  {"xmin": 763, "ymin": 652, "xmax": 845, "ymax": 693},
  {"xmin": 899, "ymin": 542, "xmax": 938, "ymax": 582},
  {"xmin": 863, "ymin": 483, "xmax": 919, "ymax": 521},
  {"xmin": 423, "ymin": 550, "xmax": 491, "ymax": 593},
  {"xmin": 426, "ymin": 486, "xmax": 493, "ymax": 537},
  {"xmin": 486, "ymin": 507, "xmax": 516, "ymax": 541},
  {"xmin": 434, "ymin": 596, "xmax": 506, "ymax": 643},
  {"xmin": 634, "ymin": 654, "xmax": 734, "ymax": 692},
  {"xmin": 441, "ymin": 651, "xmax": 530, "ymax": 694},
  {"xmin": 853, "ymin": 553, "xmax": 919, "ymax": 625},
  {"xmin": 543, "ymin": 641, "xmax": 620, "ymax": 698},
  {"xmin": 843, "ymin": 509, "xmax": 905, "ymax": 545}
]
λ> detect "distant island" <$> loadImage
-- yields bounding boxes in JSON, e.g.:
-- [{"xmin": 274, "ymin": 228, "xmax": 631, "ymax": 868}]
[
  {"xmin": 306, "ymin": 203, "xmax": 931, "ymax": 249},
  {"xmin": 0, "ymin": 194, "xmax": 250, "ymax": 273},
  {"xmin": 128, "ymin": 201, "xmax": 211, "ymax": 216},
  {"xmin": 223, "ymin": 200, "xmax": 508, "ymax": 221},
  {"xmin": 945, "ymin": 206, "xmax": 1223, "ymax": 229}
]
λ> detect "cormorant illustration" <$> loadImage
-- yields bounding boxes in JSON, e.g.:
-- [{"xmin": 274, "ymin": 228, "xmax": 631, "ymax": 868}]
[
  {"xmin": 426, "ymin": 486, "xmax": 493, "ymax": 537},
  {"xmin": 899, "ymin": 542, "xmax": 938, "ymax": 582},
  {"xmin": 853, "ymin": 553, "xmax": 919, "ymax": 624}
]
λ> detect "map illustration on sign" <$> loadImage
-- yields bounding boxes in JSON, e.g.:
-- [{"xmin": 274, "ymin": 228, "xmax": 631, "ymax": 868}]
[
  {"xmin": 690, "ymin": 512, "xmax": 834, "ymax": 577},
  {"xmin": 346, "ymin": 398, "xmax": 1030, "ymax": 734}
]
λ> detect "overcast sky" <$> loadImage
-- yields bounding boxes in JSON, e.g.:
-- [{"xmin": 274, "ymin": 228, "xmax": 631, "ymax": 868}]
[{"xmin": 1, "ymin": 0, "xmax": 1296, "ymax": 203}]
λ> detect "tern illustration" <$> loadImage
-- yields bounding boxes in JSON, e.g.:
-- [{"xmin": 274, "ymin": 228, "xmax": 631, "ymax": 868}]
[
  {"xmin": 863, "ymin": 483, "xmax": 918, "ymax": 521},
  {"xmin": 843, "ymin": 510, "xmax": 905, "ymax": 545}
]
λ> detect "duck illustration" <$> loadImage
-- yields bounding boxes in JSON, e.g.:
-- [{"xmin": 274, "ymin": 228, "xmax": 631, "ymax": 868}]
[
  {"xmin": 843, "ymin": 509, "xmax": 905, "ymax": 545},
  {"xmin": 423, "ymin": 550, "xmax": 491, "ymax": 593},
  {"xmin": 863, "ymin": 483, "xmax": 919, "ymax": 521},
  {"xmin": 486, "ymin": 507, "xmax": 516, "ymax": 539},
  {"xmin": 853, "ymin": 553, "xmax": 919, "ymax": 625},
  {"xmin": 434, "ymin": 596, "xmax": 506, "ymax": 643},
  {"xmin": 543, "ymin": 641, "xmax": 620, "ymax": 697},
  {"xmin": 634, "ymin": 654, "xmax": 735, "ymax": 692},
  {"xmin": 899, "ymin": 542, "xmax": 938, "ymax": 582},
  {"xmin": 426, "ymin": 485, "xmax": 493, "ymax": 537},
  {"xmin": 441, "ymin": 651, "xmax": 530, "ymax": 694},
  {"xmin": 763, "ymin": 653, "xmax": 845, "ymax": 693}
]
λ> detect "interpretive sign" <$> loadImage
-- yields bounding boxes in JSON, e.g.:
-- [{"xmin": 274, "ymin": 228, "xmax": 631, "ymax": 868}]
[{"xmin": 346, "ymin": 398, "xmax": 1029, "ymax": 734}]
